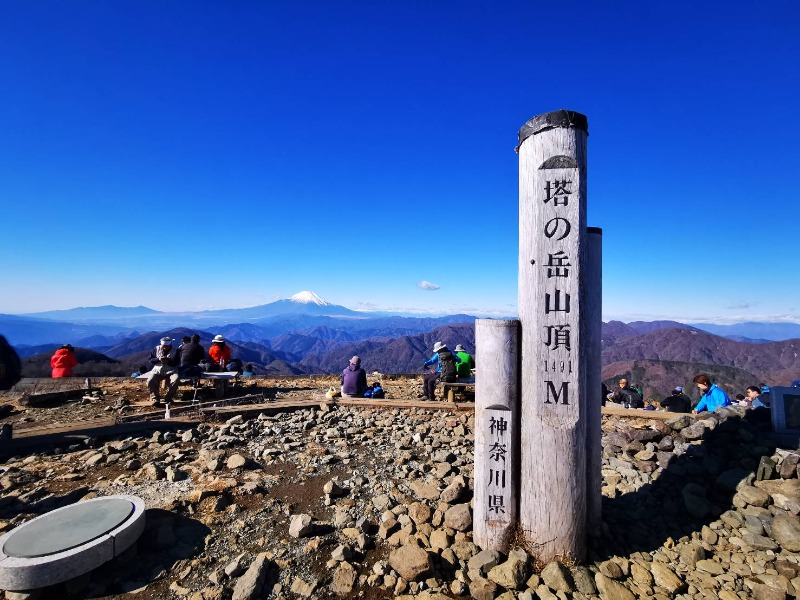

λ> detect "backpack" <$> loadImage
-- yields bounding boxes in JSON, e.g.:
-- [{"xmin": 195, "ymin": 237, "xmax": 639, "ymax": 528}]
[
  {"xmin": 439, "ymin": 351, "xmax": 457, "ymax": 383},
  {"xmin": 623, "ymin": 388, "xmax": 644, "ymax": 409},
  {"xmin": 199, "ymin": 360, "xmax": 221, "ymax": 373},
  {"xmin": 364, "ymin": 383, "xmax": 385, "ymax": 399}
]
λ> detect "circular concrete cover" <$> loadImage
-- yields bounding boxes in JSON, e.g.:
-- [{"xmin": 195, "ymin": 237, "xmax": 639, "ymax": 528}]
[{"xmin": 3, "ymin": 497, "xmax": 134, "ymax": 558}]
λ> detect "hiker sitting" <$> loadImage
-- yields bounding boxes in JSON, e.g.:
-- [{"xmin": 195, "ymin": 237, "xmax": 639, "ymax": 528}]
[
  {"xmin": 422, "ymin": 342, "xmax": 461, "ymax": 401},
  {"xmin": 660, "ymin": 386, "xmax": 691, "ymax": 413},
  {"xmin": 178, "ymin": 334, "xmax": 206, "ymax": 377},
  {"xmin": 341, "ymin": 356, "xmax": 368, "ymax": 398},
  {"xmin": 745, "ymin": 385, "xmax": 769, "ymax": 409},
  {"xmin": 610, "ymin": 378, "xmax": 643, "ymax": 408},
  {"xmin": 453, "ymin": 344, "xmax": 475, "ymax": 379},
  {"xmin": 146, "ymin": 337, "xmax": 180, "ymax": 406},
  {"xmin": 50, "ymin": 344, "xmax": 78, "ymax": 378},
  {"xmin": 692, "ymin": 373, "xmax": 732, "ymax": 413},
  {"xmin": 209, "ymin": 335, "xmax": 231, "ymax": 368}
]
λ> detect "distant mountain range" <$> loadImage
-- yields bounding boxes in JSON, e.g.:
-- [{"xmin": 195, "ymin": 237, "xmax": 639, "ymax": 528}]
[
  {"xmin": 16, "ymin": 291, "xmax": 363, "ymax": 327},
  {"xmin": 4, "ymin": 291, "xmax": 800, "ymax": 399},
  {"xmin": 686, "ymin": 321, "xmax": 800, "ymax": 342}
]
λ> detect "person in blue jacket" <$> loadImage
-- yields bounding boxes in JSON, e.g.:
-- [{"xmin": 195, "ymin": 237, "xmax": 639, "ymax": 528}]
[
  {"xmin": 692, "ymin": 374, "xmax": 732, "ymax": 413},
  {"xmin": 421, "ymin": 341, "xmax": 461, "ymax": 401}
]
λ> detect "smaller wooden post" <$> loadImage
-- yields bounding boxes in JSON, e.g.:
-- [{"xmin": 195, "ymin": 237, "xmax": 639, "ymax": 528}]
[
  {"xmin": 474, "ymin": 318, "xmax": 521, "ymax": 552},
  {"xmin": 585, "ymin": 227, "xmax": 603, "ymax": 530}
]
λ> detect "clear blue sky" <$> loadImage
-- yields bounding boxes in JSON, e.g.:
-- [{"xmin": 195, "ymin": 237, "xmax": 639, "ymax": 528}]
[{"xmin": 1, "ymin": 1, "xmax": 798, "ymax": 323}]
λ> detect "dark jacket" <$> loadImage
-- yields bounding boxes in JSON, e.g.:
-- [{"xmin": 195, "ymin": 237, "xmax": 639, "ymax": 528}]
[
  {"xmin": 341, "ymin": 364, "xmax": 367, "ymax": 396},
  {"xmin": 660, "ymin": 392, "xmax": 691, "ymax": 413},
  {"xmin": 613, "ymin": 386, "xmax": 643, "ymax": 408},
  {"xmin": 178, "ymin": 341, "xmax": 205, "ymax": 367},
  {"xmin": 0, "ymin": 335, "xmax": 21, "ymax": 390}
]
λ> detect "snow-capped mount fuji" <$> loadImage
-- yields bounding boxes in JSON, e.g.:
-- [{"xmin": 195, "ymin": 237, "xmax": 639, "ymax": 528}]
[
  {"xmin": 289, "ymin": 291, "xmax": 332, "ymax": 306},
  {"xmin": 195, "ymin": 291, "xmax": 361, "ymax": 320}
]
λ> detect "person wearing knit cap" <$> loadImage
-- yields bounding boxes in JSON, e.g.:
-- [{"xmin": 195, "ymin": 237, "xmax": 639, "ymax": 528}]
[
  {"xmin": 341, "ymin": 356, "xmax": 367, "ymax": 398},
  {"xmin": 659, "ymin": 386, "xmax": 691, "ymax": 413}
]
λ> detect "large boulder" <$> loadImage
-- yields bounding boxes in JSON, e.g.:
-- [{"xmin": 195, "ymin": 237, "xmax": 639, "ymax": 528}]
[
  {"xmin": 771, "ymin": 514, "xmax": 800, "ymax": 552},
  {"xmin": 289, "ymin": 514, "xmax": 314, "ymax": 538},
  {"xmin": 444, "ymin": 503, "xmax": 472, "ymax": 531},
  {"xmin": 388, "ymin": 543, "xmax": 432, "ymax": 581},
  {"xmin": 232, "ymin": 553, "xmax": 271, "ymax": 600}
]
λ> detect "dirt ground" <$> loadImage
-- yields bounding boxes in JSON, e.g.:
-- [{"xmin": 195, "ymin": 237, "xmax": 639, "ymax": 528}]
[
  {"xmin": 0, "ymin": 374, "xmax": 469, "ymax": 600},
  {"xmin": 0, "ymin": 374, "xmax": 438, "ymax": 434}
]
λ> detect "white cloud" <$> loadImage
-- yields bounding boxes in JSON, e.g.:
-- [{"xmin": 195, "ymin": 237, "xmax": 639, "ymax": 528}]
[
  {"xmin": 726, "ymin": 301, "xmax": 758, "ymax": 310},
  {"xmin": 417, "ymin": 281, "xmax": 440, "ymax": 291}
]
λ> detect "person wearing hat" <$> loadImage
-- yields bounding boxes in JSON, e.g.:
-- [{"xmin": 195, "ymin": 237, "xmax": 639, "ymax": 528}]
[
  {"xmin": 146, "ymin": 337, "xmax": 180, "ymax": 406},
  {"xmin": 453, "ymin": 344, "xmax": 475, "ymax": 379},
  {"xmin": 208, "ymin": 335, "xmax": 231, "ymax": 368},
  {"xmin": 421, "ymin": 342, "xmax": 461, "ymax": 401},
  {"xmin": 50, "ymin": 344, "xmax": 78, "ymax": 378},
  {"xmin": 341, "ymin": 356, "xmax": 368, "ymax": 398},
  {"xmin": 659, "ymin": 386, "xmax": 691, "ymax": 413}
]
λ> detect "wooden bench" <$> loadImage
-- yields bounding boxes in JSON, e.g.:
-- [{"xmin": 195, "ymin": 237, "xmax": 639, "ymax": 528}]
[
  {"xmin": 136, "ymin": 371, "xmax": 239, "ymax": 401},
  {"xmin": 442, "ymin": 377, "xmax": 475, "ymax": 402}
]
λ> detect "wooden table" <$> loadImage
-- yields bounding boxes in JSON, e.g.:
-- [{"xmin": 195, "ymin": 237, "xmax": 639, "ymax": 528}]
[{"xmin": 136, "ymin": 371, "xmax": 239, "ymax": 400}]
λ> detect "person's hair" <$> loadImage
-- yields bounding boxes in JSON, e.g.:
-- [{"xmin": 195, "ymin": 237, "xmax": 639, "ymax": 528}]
[
  {"xmin": 746, "ymin": 385, "xmax": 760, "ymax": 394},
  {"xmin": 245, "ymin": 364, "xmax": 253, "ymax": 370},
  {"xmin": 182, "ymin": 336, "xmax": 191, "ymax": 343},
  {"xmin": 191, "ymin": 334, "xmax": 200, "ymax": 343},
  {"xmin": 62, "ymin": 344, "xmax": 74, "ymax": 351},
  {"xmin": 693, "ymin": 374, "xmax": 712, "ymax": 387},
  {"xmin": 736, "ymin": 393, "xmax": 745, "ymax": 400}
]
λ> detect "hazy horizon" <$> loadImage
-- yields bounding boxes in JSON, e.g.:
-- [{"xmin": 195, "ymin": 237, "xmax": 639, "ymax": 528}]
[{"xmin": 5, "ymin": 291, "xmax": 800, "ymax": 327}]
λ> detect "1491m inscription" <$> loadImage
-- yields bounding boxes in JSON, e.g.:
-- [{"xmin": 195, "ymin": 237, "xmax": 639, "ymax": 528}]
[{"xmin": 543, "ymin": 359, "xmax": 572, "ymax": 373}]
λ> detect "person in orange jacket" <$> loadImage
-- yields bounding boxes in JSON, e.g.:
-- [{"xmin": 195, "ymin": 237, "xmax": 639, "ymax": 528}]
[
  {"xmin": 208, "ymin": 335, "xmax": 231, "ymax": 368},
  {"xmin": 50, "ymin": 344, "xmax": 78, "ymax": 378}
]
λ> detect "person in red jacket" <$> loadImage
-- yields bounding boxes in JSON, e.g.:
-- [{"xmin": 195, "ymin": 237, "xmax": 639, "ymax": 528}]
[
  {"xmin": 50, "ymin": 344, "xmax": 78, "ymax": 378},
  {"xmin": 208, "ymin": 335, "xmax": 231, "ymax": 368}
]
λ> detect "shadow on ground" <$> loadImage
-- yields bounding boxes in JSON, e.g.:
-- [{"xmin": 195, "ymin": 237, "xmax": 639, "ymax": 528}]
[{"xmin": 590, "ymin": 408, "xmax": 777, "ymax": 560}]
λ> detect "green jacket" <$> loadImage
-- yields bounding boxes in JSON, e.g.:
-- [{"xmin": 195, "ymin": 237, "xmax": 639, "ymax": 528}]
[{"xmin": 455, "ymin": 351, "xmax": 474, "ymax": 378}]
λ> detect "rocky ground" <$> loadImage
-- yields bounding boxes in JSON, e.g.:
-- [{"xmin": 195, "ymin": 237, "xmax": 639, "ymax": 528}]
[{"xmin": 1, "ymin": 378, "xmax": 800, "ymax": 600}]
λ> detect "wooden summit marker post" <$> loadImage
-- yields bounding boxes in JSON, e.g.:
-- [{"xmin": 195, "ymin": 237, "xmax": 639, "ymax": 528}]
[{"xmin": 518, "ymin": 109, "xmax": 591, "ymax": 562}]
